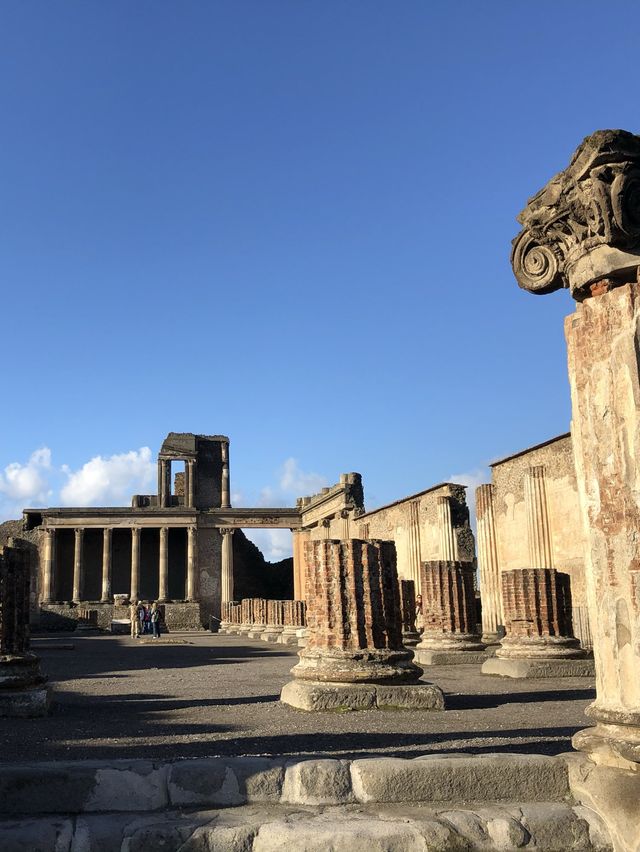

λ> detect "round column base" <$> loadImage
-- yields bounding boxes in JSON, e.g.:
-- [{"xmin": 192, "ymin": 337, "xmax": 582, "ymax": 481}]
[
  {"xmin": 292, "ymin": 646, "xmax": 423, "ymax": 684},
  {"xmin": 496, "ymin": 635, "xmax": 585, "ymax": 659},
  {"xmin": 417, "ymin": 631, "xmax": 485, "ymax": 652}
]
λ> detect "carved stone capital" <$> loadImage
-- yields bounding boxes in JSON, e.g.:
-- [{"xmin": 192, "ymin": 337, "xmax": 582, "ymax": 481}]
[
  {"xmin": 512, "ymin": 130, "xmax": 640, "ymax": 300},
  {"xmin": 218, "ymin": 527, "xmax": 235, "ymax": 536}
]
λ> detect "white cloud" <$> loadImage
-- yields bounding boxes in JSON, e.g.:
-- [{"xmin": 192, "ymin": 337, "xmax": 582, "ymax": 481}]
[
  {"xmin": 60, "ymin": 447, "xmax": 155, "ymax": 507},
  {"xmin": 0, "ymin": 448, "xmax": 53, "ymax": 518},
  {"xmin": 259, "ymin": 458, "xmax": 327, "ymax": 507},
  {"xmin": 448, "ymin": 467, "xmax": 491, "ymax": 532},
  {"xmin": 244, "ymin": 528, "xmax": 293, "ymax": 562}
]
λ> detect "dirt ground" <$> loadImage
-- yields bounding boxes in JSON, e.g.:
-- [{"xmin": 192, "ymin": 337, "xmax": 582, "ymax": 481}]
[{"xmin": 0, "ymin": 633, "xmax": 596, "ymax": 763}]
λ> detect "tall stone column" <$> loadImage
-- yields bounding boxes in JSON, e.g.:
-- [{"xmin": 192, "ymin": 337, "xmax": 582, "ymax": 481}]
[
  {"xmin": 158, "ymin": 459, "xmax": 170, "ymax": 508},
  {"xmin": 407, "ymin": 500, "xmax": 422, "ymax": 591},
  {"xmin": 186, "ymin": 525, "xmax": 197, "ymax": 601},
  {"xmin": 221, "ymin": 442, "xmax": 230, "ymax": 508},
  {"xmin": 130, "ymin": 527, "xmax": 140, "ymax": 602},
  {"xmin": 41, "ymin": 528, "xmax": 55, "ymax": 604},
  {"xmin": 158, "ymin": 527, "xmax": 169, "ymax": 602},
  {"xmin": 220, "ymin": 527, "xmax": 234, "ymax": 605},
  {"xmin": 101, "ymin": 528, "xmax": 112, "ymax": 603},
  {"xmin": 437, "ymin": 496, "xmax": 457, "ymax": 561},
  {"xmin": 292, "ymin": 530, "xmax": 305, "ymax": 601},
  {"xmin": 414, "ymin": 561, "xmax": 487, "ymax": 665},
  {"xmin": 475, "ymin": 484, "xmax": 503, "ymax": 644},
  {"xmin": 524, "ymin": 466, "xmax": 554, "ymax": 569},
  {"xmin": 186, "ymin": 460, "xmax": 196, "ymax": 508},
  {"xmin": 281, "ymin": 539, "xmax": 445, "ymax": 711},
  {"xmin": 72, "ymin": 528, "xmax": 84, "ymax": 603}
]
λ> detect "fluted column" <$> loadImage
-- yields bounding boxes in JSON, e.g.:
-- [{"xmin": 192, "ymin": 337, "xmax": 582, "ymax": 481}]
[
  {"xmin": 220, "ymin": 527, "xmax": 235, "ymax": 604},
  {"xmin": 407, "ymin": 500, "xmax": 422, "ymax": 590},
  {"xmin": 292, "ymin": 530, "xmax": 305, "ymax": 601},
  {"xmin": 101, "ymin": 528, "xmax": 112, "ymax": 603},
  {"xmin": 41, "ymin": 528, "xmax": 55, "ymax": 603},
  {"xmin": 340, "ymin": 510, "xmax": 350, "ymax": 540},
  {"xmin": 72, "ymin": 528, "xmax": 84, "ymax": 603},
  {"xmin": 437, "ymin": 496, "xmax": 457, "ymax": 561},
  {"xmin": 524, "ymin": 466, "xmax": 554, "ymax": 569},
  {"xmin": 186, "ymin": 460, "xmax": 196, "ymax": 508},
  {"xmin": 476, "ymin": 484, "xmax": 502, "ymax": 643},
  {"xmin": 158, "ymin": 527, "xmax": 169, "ymax": 602},
  {"xmin": 221, "ymin": 442, "xmax": 230, "ymax": 508},
  {"xmin": 186, "ymin": 525, "xmax": 197, "ymax": 601},
  {"xmin": 320, "ymin": 518, "xmax": 330, "ymax": 540},
  {"xmin": 130, "ymin": 527, "xmax": 140, "ymax": 602}
]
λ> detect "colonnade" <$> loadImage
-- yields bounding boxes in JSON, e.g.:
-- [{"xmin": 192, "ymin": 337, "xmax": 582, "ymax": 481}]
[{"xmin": 41, "ymin": 525, "xmax": 198, "ymax": 604}]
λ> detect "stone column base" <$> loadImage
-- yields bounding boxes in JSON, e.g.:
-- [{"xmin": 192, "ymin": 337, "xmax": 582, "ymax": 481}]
[
  {"xmin": 402, "ymin": 630, "xmax": 421, "ymax": 647},
  {"xmin": 414, "ymin": 648, "xmax": 493, "ymax": 666},
  {"xmin": 246, "ymin": 625, "xmax": 266, "ymax": 639},
  {"xmin": 280, "ymin": 679, "xmax": 445, "ymax": 712},
  {"xmin": 481, "ymin": 656, "xmax": 595, "ymax": 678},
  {"xmin": 497, "ymin": 635, "xmax": 586, "ymax": 660},
  {"xmin": 291, "ymin": 646, "xmax": 423, "ymax": 684},
  {"xmin": 237, "ymin": 624, "xmax": 253, "ymax": 636},
  {"xmin": 481, "ymin": 631, "xmax": 504, "ymax": 646},
  {"xmin": 0, "ymin": 685, "xmax": 51, "ymax": 717},
  {"xmin": 261, "ymin": 627, "xmax": 284, "ymax": 643},
  {"xmin": 296, "ymin": 628, "xmax": 308, "ymax": 647},
  {"xmin": 278, "ymin": 627, "xmax": 301, "ymax": 645}
]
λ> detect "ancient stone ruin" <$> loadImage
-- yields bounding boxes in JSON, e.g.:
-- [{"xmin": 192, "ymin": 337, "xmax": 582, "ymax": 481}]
[
  {"xmin": 0, "ymin": 539, "xmax": 49, "ymax": 717},
  {"xmin": 281, "ymin": 539, "xmax": 444, "ymax": 711}
]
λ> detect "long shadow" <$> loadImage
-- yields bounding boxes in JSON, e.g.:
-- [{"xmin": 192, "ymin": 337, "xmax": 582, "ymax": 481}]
[{"xmin": 446, "ymin": 688, "xmax": 595, "ymax": 710}]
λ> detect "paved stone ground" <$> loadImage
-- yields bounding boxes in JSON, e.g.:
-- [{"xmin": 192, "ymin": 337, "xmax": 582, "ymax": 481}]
[{"xmin": 0, "ymin": 633, "xmax": 595, "ymax": 763}]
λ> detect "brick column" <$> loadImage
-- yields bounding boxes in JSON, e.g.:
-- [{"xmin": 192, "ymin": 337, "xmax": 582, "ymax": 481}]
[
  {"xmin": 72, "ymin": 528, "xmax": 84, "ymax": 603},
  {"xmin": 399, "ymin": 579, "xmax": 420, "ymax": 647},
  {"xmin": 414, "ymin": 560, "xmax": 486, "ymax": 665},
  {"xmin": 281, "ymin": 539, "xmax": 445, "ymax": 711},
  {"xmin": 482, "ymin": 568, "xmax": 592, "ymax": 679},
  {"xmin": 0, "ymin": 540, "xmax": 50, "ymax": 716},
  {"xmin": 101, "ymin": 528, "xmax": 112, "ymax": 603},
  {"xmin": 280, "ymin": 600, "xmax": 306, "ymax": 645},
  {"xmin": 130, "ymin": 527, "xmax": 140, "ymax": 603},
  {"xmin": 238, "ymin": 598, "xmax": 254, "ymax": 635},
  {"xmin": 262, "ymin": 600, "xmax": 285, "ymax": 642},
  {"xmin": 158, "ymin": 527, "xmax": 169, "ymax": 602},
  {"xmin": 41, "ymin": 528, "xmax": 55, "ymax": 604},
  {"xmin": 475, "ymin": 484, "xmax": 503, "ymax": 644},
  {"xmin": 247, "ymin": 598, "xmax": 267, "ymax": 638}
]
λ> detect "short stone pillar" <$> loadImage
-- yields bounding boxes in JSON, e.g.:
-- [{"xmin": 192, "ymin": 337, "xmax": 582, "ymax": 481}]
[
  {"xmin": 414, "ymin": 561, "xmax": 487, "ymax": 665},
  {"xmin": 238, "ymin": 598, "xmax": 254, "ymax": 635},
  {"xmin": 247, "ymin": 598, "xmax": 267, "ymax": 639},
  {"xmin": 279, "ymin": 600, "xmax": 306, "ymax": 645},
  {"xmin": 280, "ymin": 539, "xmax": 445, "ymax": 711},
  {"xmin": 261, "ymin": 600, "xmax": 285, "ymax": 642},
  {"xmin": 481, "ymin": 568, "xmax": 593, "ymax": 679},
  {"xmin": 0, "ymin": 541, "xmax": 50, "ymax": 716},
  {"xmin": 399, "ymin": 579, "xmax": 420, "ymax": 647}
]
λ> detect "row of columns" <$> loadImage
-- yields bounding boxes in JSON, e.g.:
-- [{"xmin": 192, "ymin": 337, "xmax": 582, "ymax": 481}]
[
  {"xmin": 42, "ymin": 526, "xmax": 198, "ymax": 604},
  {"xmin": 158, "ymin": 458, "xmax": 197, "ymax": 508}
]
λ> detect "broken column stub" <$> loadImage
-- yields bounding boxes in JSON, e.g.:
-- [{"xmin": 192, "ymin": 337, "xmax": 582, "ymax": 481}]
[
  {"xmin": 0, "ymin": 540, "xmax": 50, "ymax": 717},
  {"xmin": 482, "ymin": 568, "xmax": 593, "ymax": 679},
  {"xmin": 399, "ymin": 579, "xmax": 420, "ymax": 647},
  {"xmin": 281, "ymin": 539, "xmax": 445, "ymax": 711},
  {"xmin": 414, "ymin": 561, "xmax": 488, "ymax": 665},
  {"xmin": 512, "ymin": 130, "xmax": 640, "ymax": 769}
]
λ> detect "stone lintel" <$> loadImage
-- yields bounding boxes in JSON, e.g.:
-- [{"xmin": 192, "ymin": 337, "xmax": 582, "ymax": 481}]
[
  {"xmin": 280, "ymin": 679, "xmax": 445, "ymax": 712},
  {"xmin": 481, "ymin": 656, "xmax": 595, "ymax": 679}
]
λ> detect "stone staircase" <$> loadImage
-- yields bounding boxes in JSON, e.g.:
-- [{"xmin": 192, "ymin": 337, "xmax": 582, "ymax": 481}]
[{"xmin": 0, "ymin": 753, "xmax": 612, "ymax": 851}]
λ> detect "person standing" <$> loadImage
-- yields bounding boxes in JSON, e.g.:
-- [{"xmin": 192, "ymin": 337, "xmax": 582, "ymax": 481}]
[
  {"xmin": 151, "ymin": 602, "xmax": 161, "ymax": 639},
  {"xmin": 130, "ymin": 601, "xmax": 141, "ymax": 638}
]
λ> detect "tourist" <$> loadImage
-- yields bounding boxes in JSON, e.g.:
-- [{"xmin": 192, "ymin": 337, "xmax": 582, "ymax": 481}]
[
  {"xmin": 151, "ymin": 602, "xmax": 161, "ymax": 638},
  {"xmin": 415, "ymin": 594, "xmax": 424, "ymax": 632},
  {"xmin": 137, "ymin": 601, "xmax": 146, "ymax": 636},
  {"xmin": 130, "ymin": 601, "xmax": 141, "ymax": 638},
  {"xmin": 143, "ymin": 604, "xmax": 152, "ymax": 634}
]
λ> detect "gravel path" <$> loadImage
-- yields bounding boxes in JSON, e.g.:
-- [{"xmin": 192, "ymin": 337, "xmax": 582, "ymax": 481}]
[{"xmin": 0, "ymin": 633, "xmax": 595, "ymax": 763}]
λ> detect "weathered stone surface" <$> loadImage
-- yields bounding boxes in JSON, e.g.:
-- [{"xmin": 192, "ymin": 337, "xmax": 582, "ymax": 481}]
[
  {"xmin": 0, "ymin": 684, "xmax": 50, "ymax": 717},
  {"xmin": 0, "ymin": 817, "xmax": 73, "ymax": 852},
  {"xmin": 482, "ymin": 656, "xmax": 595, "ymax": 678},
  {"xmin": 280, "ymin": 680, "xmax": 376, "ymax": 711},
  {"xmin": 374, "ymin": 683, "xmax": 445, "ymax": 710},
  {"xmin": 281, "ymin": 759, "xmax": 355, "ymax": 805},
  {"xmin": 511, "ymin": 129, "xmax": 640, "ymax": 299},
  {"xmin": 168, "ymin": 759, "xmax": 241, "ymax": 807},
  {"xmin": 350, "ymin": 754, "xmax": 569, "ymax": 803},
  {"xmin": 413, "ymin": 649, "xmax": 490, "ymax": 666}
]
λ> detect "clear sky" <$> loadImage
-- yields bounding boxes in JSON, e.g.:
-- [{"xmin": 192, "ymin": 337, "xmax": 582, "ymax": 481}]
[{"xmin": 2, "ymin": 2, "xmax": 639, "ymax": 558}]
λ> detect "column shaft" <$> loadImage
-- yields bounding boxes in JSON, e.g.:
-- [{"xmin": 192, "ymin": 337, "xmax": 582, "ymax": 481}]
[
  {"xmin": 524, "ymin": 466, "xmax": 554, "ymax": 568},
  {"xmin": 476, "ymin": 484, "xmax": 502, "ymax": 642},
  {"xmin": 221, "ymin": 442, "xmax": 230, "ymax": 508},
  {"xmin": 101, "ymin": 528, "xmax": 112, "ymax": 602},
  {"xmin": 41, "ymin": 528, "xmax": 55, "ymax": 603},
  {"xmin": 158, "ymin": 527, "xmax": 169, "ymax": 601},
  {"xmin": 130, "ymin": 528, "xmax": 140, "ymax": 602},
  {"xmin": 186, "ymin": 526, "xmax": 197, "ymax": 600},
  {"xmin": 407, "ymin": 500, "xmax": 422, "ymax": 591},
  {"xmin": 437, "ymin": 496, "xmax": 457, "ymax": 561},
  {"xmin": 220, "ymin": 528, "xmax": 234, "ymax": 604},
  {"xmin": 72, "ymin": 528, "xmax": 84, "ymax": 603}
]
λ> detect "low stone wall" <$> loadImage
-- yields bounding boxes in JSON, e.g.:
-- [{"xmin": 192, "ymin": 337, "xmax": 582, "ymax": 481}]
[{"xmin": 39, "ymin": 602, "xmax": 204, "ymax": 632}]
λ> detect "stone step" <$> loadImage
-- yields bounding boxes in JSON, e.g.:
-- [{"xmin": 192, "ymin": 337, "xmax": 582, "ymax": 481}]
[
  {"xmin": 0, "ymin": 800, "xmax": 612, "ymax": 851},
  {"xmin": 0, "ymin": 754, "xmax": 572, "ymax": 816}
]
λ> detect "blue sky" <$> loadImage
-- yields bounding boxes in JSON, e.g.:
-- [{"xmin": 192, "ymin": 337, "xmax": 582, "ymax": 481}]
[{"xmin": 2, "ymin": 2, "xmax": 639, "ymax": 557}]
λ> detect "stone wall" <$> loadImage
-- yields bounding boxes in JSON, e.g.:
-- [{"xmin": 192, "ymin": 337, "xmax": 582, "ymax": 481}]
[{"xmin": 489, "ymin": 434, "xmax": 591, "ymax": 648}]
